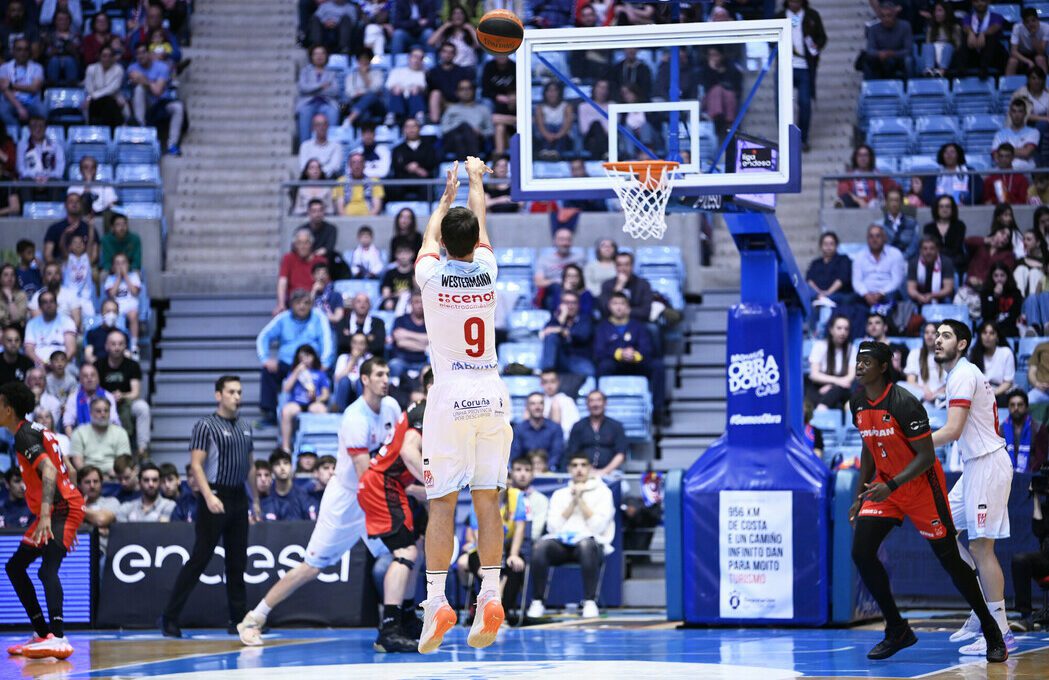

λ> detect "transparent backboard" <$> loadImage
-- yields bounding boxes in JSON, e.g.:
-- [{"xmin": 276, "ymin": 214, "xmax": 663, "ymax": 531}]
[{"xmin": 509, "ymin": 19, "xmax": 797, "ymax": 201}]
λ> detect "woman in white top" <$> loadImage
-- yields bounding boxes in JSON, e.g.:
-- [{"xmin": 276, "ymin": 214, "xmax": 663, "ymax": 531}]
[
  {"xmin": 1014, "ymin": 227, "xmax": 1048, "ymax": 296},
  {"xmin": 427, "ymin": 4, "xmax": 479, "ymax": 68},
  {"xmin": 534, "ymin": 81, "xmax": 574, "ymax": 160},
  {"xmin": 84, "ymin": 44, "xmax": 126, "ymax": 129},
  {"xmin": 585, "ymin": 238, "xmax": 618, "ymax": 297},
  {"xmin": 969, "ymin": 320, "xmax": 1016, "ymax": 406},
  {"xmin": 905, "ymin": 322, "xmax": 947, "ymax": 406},
  {"xmin": 290, "ymin": 158, "xmax": 337, "ymax": 215},
  {"xmin": 1014, "ymin": 67, "xmax": 1049, "ymax": 151},
  {"xmin": 805, "ymin": 315, "xmax": 855, "ymax": 411},
  {"xmin": 344, "ymin": 48, "xmax": 386, "ymax": 127}
]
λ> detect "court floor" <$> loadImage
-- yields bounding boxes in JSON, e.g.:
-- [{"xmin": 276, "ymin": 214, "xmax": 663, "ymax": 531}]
[{"xmin": 4, "ymin": 616, "xmax": 1048, "ymax": 679}]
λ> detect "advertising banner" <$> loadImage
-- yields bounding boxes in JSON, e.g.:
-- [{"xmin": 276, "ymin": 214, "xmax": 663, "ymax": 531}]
[{"xmin": 718, "ymin": 490, "xmax": 794, "ymax": 619}]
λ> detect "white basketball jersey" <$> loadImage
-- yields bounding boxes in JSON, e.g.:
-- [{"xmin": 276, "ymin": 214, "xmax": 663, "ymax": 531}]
[
  {"xmin": 414, "ymin": 244, "xmax": 499, "ymax": 380},
  {"xmin": 337, "ymin": 395, "xmax": 401, "ymax": 490},
  {"xmin": 945, "ymin": 357, "xmax": 1006, "ymax": 462}
]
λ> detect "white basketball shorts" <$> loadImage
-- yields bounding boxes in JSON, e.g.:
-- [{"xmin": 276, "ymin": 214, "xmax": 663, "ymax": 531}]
[
  {"xmin": 304, "ymin": 481, "xmax": 367, "ymax": 568},
  {"xmin": 948, "ymin": 447, "xmax": 1013, "ymax": 540}
]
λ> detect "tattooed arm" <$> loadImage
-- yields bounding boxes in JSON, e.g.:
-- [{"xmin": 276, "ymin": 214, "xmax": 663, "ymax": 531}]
[{"xmin": 31, "ymin": 457, "xmax": 57, "ymax": 545}]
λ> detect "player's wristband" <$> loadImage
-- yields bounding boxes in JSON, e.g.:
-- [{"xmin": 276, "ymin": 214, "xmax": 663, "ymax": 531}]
[{"xmin": 886, "ymin": 478, "xmax": 900, "ymax": 492}]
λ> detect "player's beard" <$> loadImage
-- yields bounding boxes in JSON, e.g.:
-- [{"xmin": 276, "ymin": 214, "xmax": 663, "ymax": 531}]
[{"xmin": 934, "ymin": 346, "xmax": 957, "ymax": 364}]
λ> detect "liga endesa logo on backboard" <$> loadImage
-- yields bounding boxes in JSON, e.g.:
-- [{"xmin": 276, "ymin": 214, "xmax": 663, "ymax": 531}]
[
  {"xmin": 739, "ymin": 147, "xmax": 774, "ymax": 170},
  {"xmin": 727, "ymin": 349, "xmax": 781, "ymax": 398}
]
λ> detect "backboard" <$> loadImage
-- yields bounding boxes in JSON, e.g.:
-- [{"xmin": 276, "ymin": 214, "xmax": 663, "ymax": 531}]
[{"xmin": 508, "ymin": 18, "xmax": 800, "ymax": 201}]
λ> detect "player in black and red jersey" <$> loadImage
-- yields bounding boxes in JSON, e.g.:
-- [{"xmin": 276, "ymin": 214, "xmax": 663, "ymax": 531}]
[
  {"xmin": 358, "ymin": 368, "xmax": 430, "ymax": 653},
  {"xmin": 1, "ymin": 382, "xmax": 84, "ymax": 660},
  {"xmin": 848, "ymin": 342, "xmax": 1007, "ymax": 663}
]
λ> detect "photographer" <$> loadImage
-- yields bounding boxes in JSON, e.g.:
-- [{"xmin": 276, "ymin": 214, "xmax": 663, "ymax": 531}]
[{"xmin": 1010, "ymin": 468, "xmax": 1049, "ymax": 632}]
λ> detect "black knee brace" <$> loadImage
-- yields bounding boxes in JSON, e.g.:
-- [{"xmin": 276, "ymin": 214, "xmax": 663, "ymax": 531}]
[{"xmin": 393, "ymin": 556, "xmax": 415, "ymax": 570}]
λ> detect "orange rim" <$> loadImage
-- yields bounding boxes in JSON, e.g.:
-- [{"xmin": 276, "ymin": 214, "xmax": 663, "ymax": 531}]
[{"xmin": 602, "ymin": 160, "xmax": 680, "ymax": 189}]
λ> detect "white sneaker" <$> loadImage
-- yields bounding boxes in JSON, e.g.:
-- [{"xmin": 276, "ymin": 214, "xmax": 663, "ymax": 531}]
[
  {"xmin": 526, "ymin": 600, "xmax": 545, "ymax": 619},
  {"xmin": 417, "ymin": 596, "xmax": 457, "ymax": 655},
  {"xmin": 237, "ymin": 611, "xmax": 265, "ymax": 646},
  {"xmin": 22, "ymin": 634, "xmax": 73, "ymax": 659},
  {"xmin": 467, "ymin": 589, "xmax": 504, "ymax": 649},
  {"xmin": 949, "ymin": 611, "xmax": 981, "ymax": 642},
  {"xmin": 581, "ymin": 600, "xmax": 600, "ymax": 619},
  {"xmin": 959, "ymin": 630, "xmax": 1018, "ymax": 656},
  {"xmin": 7, "ymin": 634, "xmax": 45, "ymax": 655}
]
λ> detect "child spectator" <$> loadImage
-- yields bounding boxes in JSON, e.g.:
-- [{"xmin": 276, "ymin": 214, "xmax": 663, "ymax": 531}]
[
  {"xmin": 348, "ymin": 225, "xmax": 385, "ymax": 279},
  {"xmin": 982, "ymin": 143, "xmax": 1029, "ymax": 205},
  {"xmin": 15, "ymin": 239, "xmax": 42, "ymax": 296},
  {"xmin": 380, "ymin": 245, "xmax": 415, "ymax": 311},
  {"xmin": 45, "ymin": 349, "xmax": 77, "ymax": 404},
  {"xmin": 280, "ymin": 344, "xmax": 332, "ymax": 452},
  {"xmin": 303, "ymin": 455, "xmax": 336, "ymax": 520},
  {"xmin": 62, "ymin": 233, "xmax": 94, "ymax": 306},
  {"xmin": 102, "ymin": 252, "xmax": 141, "ymax": 355}
]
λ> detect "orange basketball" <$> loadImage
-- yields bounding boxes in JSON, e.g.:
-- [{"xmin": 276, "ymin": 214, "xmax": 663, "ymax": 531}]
[{"xmin": 477, "ymin": 9, "xmax": 524, "ymax": 55}]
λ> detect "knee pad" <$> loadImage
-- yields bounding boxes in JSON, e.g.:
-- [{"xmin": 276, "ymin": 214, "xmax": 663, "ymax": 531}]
[{"xmin": 393, "ymin": 556, "xmax": 415, "ymax": 570}]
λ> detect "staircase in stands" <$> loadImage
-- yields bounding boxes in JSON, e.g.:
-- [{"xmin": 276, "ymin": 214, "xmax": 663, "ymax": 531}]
[{"xmin": 161, "ymin": 0, "xmax": 297, "ymax": 294}]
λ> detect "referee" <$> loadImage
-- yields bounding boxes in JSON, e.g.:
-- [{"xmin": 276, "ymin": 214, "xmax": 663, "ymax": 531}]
[{"xmin": 160, "ymin": 375, "xmax": 260, "ymax": 637}]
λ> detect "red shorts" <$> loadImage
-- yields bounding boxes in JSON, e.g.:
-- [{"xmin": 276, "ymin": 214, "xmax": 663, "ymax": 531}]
[
  {"xmin": 358, "ymin": 469, "xmax": 413, "ymax": 539},
  {"xmin": 858, "ymin": 465, "xmax": 954, "ymax": 540},
  {"xmin": 23, "ymin": 502, "xmax": 85, "ymax": 551}
]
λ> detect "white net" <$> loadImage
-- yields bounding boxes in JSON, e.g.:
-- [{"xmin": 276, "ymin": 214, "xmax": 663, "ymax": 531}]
[{"xmin": 602, "ymin": 162, "xmax": 679, "ymax": 240}]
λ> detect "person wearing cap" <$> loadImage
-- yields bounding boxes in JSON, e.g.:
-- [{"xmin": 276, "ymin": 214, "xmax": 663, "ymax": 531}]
[
  {"xmin": 295, "ymin": 445, "xmax": 318, "ymax": 474},
  {"xmin": 848, "ymin": 340, "xmax": 1007, "ymax": 663}
]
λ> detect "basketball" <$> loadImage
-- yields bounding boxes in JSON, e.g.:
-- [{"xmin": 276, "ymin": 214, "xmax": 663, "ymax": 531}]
[{"xmin": 477, "ymin": 9, "xmax": 524, "ymax": 55}]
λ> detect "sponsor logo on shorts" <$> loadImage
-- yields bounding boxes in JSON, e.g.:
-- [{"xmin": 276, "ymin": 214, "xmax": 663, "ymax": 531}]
[
  {"xmin": 918, "ymin": 526, "xmax": 947, "ymax": 539},
  {"xmin": 860, "ymin": 507, "xmax": 883, "ymax": 516},
  {"xmin": 453, "ymin": 398, "xmax": 494, "ymax": 421},
  {"xmin": 423, "ymin": 470, "xmax": 434, "ymax": 488},
  {"xmin": 977, "ymin": 504, "xmax": 987, "ymax": 529}
]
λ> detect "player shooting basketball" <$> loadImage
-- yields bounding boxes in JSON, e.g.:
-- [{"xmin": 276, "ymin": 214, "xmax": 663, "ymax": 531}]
[{"xmin": 414, "ymin": 157, "xmax": 514, "ymax": 654}]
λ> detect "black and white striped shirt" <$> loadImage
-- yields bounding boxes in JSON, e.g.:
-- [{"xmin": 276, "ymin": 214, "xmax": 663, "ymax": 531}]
[{"xmin": 190, "ymin": 413, "xmax": 254, "ymax": 488}]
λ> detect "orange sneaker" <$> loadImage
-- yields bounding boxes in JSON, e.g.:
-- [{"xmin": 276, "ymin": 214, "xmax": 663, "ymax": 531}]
[
  {"xmin": 7, "ymin": 635, "xmax": 45, "ymax": 655},
  {"xmin": 466, "ymin": 590, "xmax": 504, "ymax": 649},
  {"xmin": 22, "ymin": 634, "xmax": 73, "ymax": 660},
  {"xmin": 418, "ymin": 597, "xmax": 457, "ymax": 654}
]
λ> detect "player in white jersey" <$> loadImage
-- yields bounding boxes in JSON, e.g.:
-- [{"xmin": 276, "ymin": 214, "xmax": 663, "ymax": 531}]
[
  {"xmin": 237, "ymin": 359, "xmax": 403, "ymax": 648},
  {"xmin": 414, "ymin": 157, "xmax": 513, "ymax": 654},
  {"xmin": 931, "ymin": 320, "xmax": 1017, "ymax": 654}
]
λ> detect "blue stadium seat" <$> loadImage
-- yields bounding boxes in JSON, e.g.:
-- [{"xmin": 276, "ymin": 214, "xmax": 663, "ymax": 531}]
[
  {"xmin": 907, "ymin": 78, "xmax": 951, "ymax": 116},
  {"xmin": 637, "ymin": 246, "xmax": 685, "ymax": 281},
  {"xmin": 120, "ymin": 203, "xmax": 163, "ymax": 219},
  {"xmin": 508, "ymin": 309, "xmax": 551, "ymax": 341},
  {"xmin": 333, "ymin": 279, "xmax": 381, "ymax": 304},
  {"xmin": 598, "ymin": 375, "xmax": 652, "ymax": 439},
  {"xmin": 504, "ymin": 375, "xmax": 541, "ymax": 420},
  {"xmin": 499, "ymin": 342, "xmax": 542, "ymax": 372},
  {"xmin": 384, "ymin": 200, "xmax": 429, "ymax": 217},
  {"xmin": 866, "ymin": 116, "xmax": 913, "ymax": 156},
  {"xmin": 858, "ymin": 80, "xmax": 906, "ymax": 126},
  {"xmin": 67, "ymin": 125, "xmax": 112, "ymax": 164},
  {"xmin": 116, "ymin": 163, "xmax": 161, "ymax": 203},
  {"xmin": 809, "ymin": 408, "xmax": 844, "ymax": 447},
  {"xmin": 44, "ymin": 88, "xmax": 86, "ymax": 125},
  {"xmin": 495, "ymin": 279, "xmax": 533, "ymax": 311},
  {"xmin": 293, "ymin": 413, "xmax": 343, "ymax": 456},
  {"xmin": 650, "ymin": 277, "xmax": 684, "ymax": 311},
  {"xmin": 997, "ymin": 74, "xmax": 1027, "ymax": 111},
  {"xmin": 68, "ymin": 162, "xmax": 113, "ymax": 182},
  {"xmin": 1015, "ymin": 337, "xmax": 1046, "ymax": 390},
  {"xmin": 326, "ymin": 54, "xmax": 350, "ymax": 72},
  {"xmin": 495, "ymin": 247, "xmax": 536, "ymax": 289},
  {"xmin": 111, "ymin": 17, "xmax": 126, "ymax": 37},
  {"xmin": 1031, "ymin": 3, "xmax": 1049, "ymax": 19},
  {"xmin": 372, "ymin": 309, "xmax": 396, "ymax": 329},
  {"xmin": 914, "ymin": 115, "xmax": 961, "ymax": 154},
  {"xmin": 6, "ymin": 124, "xmax": 17, "ymax": 141},
  {"xmin": 875, "ymin": 155, "xmax": 899, "ymax": 173},
  {"xmin": 899, "ymin": 154, "xmax": 940, "ymax": 173},
  {"xmin": 967, "ymin": 154, "xmax": 993, "ymax": 171},
  {"xmin": 20, "ymin": 125, "xmax": 65, "ymax": 145},
  {"xmin": 23, "ymin": 202, "xmax": 66, "ymax": 218},
  {"xmin": 990, "ymin": 4, "xmax": 1021, "ymax": 25},
  {"xmin": 921, "ymin": 303, "xmax": 970, "ymax": 326},
  {"xmin": 325, "ymin": 68, "xmax": 346, "ymax": 101},
  {"xmin": 534, "ymin": 161, "xmax": 570, "ymax": 178},
  {"xmin": 114, "ymin": 126, "xmax": 160, "ymax": 164},
  {"xmin": 952, "ymin": 78, "xmax": 995, "ymax": 115},
  {"xmin": 838, "ymin": 242, "xmax": 867, "ymax": 259},
  {"xmin": 962, "ymin": 113, "xmax": 1004, "ymax": 154}
]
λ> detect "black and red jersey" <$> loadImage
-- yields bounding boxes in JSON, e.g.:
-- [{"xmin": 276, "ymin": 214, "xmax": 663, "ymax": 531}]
[
  {"xmin": 14, "ymin": 420, "xmax": 82, "ymax": 515},
  {"xmin": 850, "ymin": 383, "xmax": 933, "ymax": 480},
  {"xmin": 368, "ymin": 400, "xmax": 425, "ymax": 488}
]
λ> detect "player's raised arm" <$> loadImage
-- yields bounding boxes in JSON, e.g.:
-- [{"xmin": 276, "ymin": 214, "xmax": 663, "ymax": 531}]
[
  {"xmin": 420, "ymin": 161, "xmax": 460, "ymax": 259},
  {"xmin": 465, "ymin": 156, "xmax": 493, "ymax": 246}
]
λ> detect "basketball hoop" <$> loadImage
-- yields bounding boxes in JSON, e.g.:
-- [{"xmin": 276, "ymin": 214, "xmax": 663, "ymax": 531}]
[{"xmin": 602, "ymin": 160, "xmax": 680, "ymax": 240}]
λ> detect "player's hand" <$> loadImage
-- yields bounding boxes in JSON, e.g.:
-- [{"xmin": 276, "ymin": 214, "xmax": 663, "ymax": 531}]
[
  {"xmin": 848, "ymin": 499, "xmax": 862, "ymax": 525},
  {"xmin": 860, "ymin": 482, "xmax": 892, "ymax": 503},
  {"xmin": 251, "ymin": 502, "xmax": 263, "ymax": 524},
  {"xmin": 441, "ymin": 161, "xmax": 460, "ymax": 204},
  {"xmin": 30, "ymin": 517, "xmax": 54, "ymax": 546},
  {"xmin": 506, "ymin": 555, "xmax": 525, "ymax": 572},
  {"xmin": 205, "ymin": 494, "xmax": 225, "ymax": 514},
  {"xmin": 465, "ymin": 156, "xmax": 493, "ymax": 178}
]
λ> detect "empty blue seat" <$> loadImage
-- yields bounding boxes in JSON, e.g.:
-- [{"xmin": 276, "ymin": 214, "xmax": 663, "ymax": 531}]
[
  {"xmin": 952, "ymin": 78, "xmax": 995, "ymax": 114},
  {"xmin": 114, "ymin": 126, "xmax": 160, "ymax": 164},
  {"xmin": 495, "ymin": 279, "xmax": 532, "ymax": 311},
  {"xmin": 333, "ymin": 279, "xmax": 381, "ymax": 304},
  {"xmin": 45, "ymin": 88, "xmax": 86, "ymax": 124},
  {"xmin": 907, "ymin": 78, "xmax": 951, "ymax": 116},
  {"xmin": 120, "ymin": 203, "xmax": 163, "ymax": 219},
  {"xmin": 650, "ymin": 277, "xmax": 684, "ymax": 310},
  {"xmin": 866, "ymin": 116, "xmax": 914, "ymax": 156},
  {"xmin": 914, "ymin": 115, "xmax": 962, "ymax": 154},
  {"xmin": 508, "ymin": 309, "xmax": 551, "ymax": 340},
  {"xmin": 990, "ymin": 4, "xmax": 1021, "ymax": 24},
  {"xmin": 68, "ymin": 125, "xmax": 112, "ymax": 164},
  {"xmin": 962, "ymin": 113, "xmax": 1004, "ymax": 153},
  {"xmin": 997, "ymin": 74, "xmax": 1027, "ymax": 111},
  {"xmin": 900, "ymin": 154, "xmax": 940, "ymax": 173},
  {"xmin": 858, "ymin": 80, "xmax": 906, "ymax": 126},
  {"xmin": 116, "ymin": 163, "xmax": 161, "ymax": 203},
  {"xmin": 921, "ymin": 303, "xmax": 970, "ymax": 326},
  {"xmin": 499, "ymin": 342, "xmax": 542, "ymax": 372},
  {"xmin": 534, "ymin": 161, "xmax": 570, "ymax": 178},
  {"xmin": 637, "ymin": 246, "xmax": 685, "ymax": 281},
  {"xmin": 23, "ymin": 202, "xmax": 66, "ymax": 218}
]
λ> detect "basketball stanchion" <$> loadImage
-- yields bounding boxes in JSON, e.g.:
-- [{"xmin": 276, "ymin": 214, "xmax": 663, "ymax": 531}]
[{"xmin": 602, "ymin": 160, "xmax": 680, "ymax": 240}]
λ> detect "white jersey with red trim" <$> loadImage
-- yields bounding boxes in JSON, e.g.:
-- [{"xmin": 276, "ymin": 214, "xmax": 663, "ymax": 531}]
[
  {"xmin": 336, "ymin": 395, "xmax": 401, "ymax": 491},
  {"xmin": 945, "ymin": 357, "xmax": 1006, "ymax": 462},
  {"xmin": 414, "ymin": 244, "xmax": 499, "ymax": 380}
]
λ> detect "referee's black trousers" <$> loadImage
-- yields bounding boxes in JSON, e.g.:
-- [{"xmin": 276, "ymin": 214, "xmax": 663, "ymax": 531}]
[{"xmin": 164, "ymin": 487, "xmax": 249, "ymax": 624}]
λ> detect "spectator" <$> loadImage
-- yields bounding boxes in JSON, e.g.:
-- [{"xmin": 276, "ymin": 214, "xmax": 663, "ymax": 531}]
[
  {"xmin": 100, "ymin": 214, "xmax": 142, "ymax": 274},
  {"xmin": 865, "ymin": 312, "xmax": 890, "ymax": 344},
  {"xmin": 969, "ymin": 320, "xmax": 1016, "ymax": 404},
  {"xmin": 426, "ymin": 41, "xmax": 473, "ymax": 124},
  {"xmin": 599, "ymin": 250, "xmax": 654, "ymax": 322},
  {"xmin": 61, "ymin": 234, "xmax": 93, "ymax": 314},
  {"xmin": 1030, "ymin": 172, "xmax": 1049, "ymax": 205},
  {"xmin": 852, "ymin": 224, "xmax": 905, "ymax": 315},
  {"xmin": 292, "ymin": 160, "xmax": 338, "ymax": 217},
  {"xmin": 279, "ymin": 344, "xmax": 331, "ymax": 452},
  {"xmin": 1, "ymin": 468, "xmax": 31, "ymax": 529},
  {"xmin": 595, "ymin": 291, "xmax": 664, "ymax": 415},
  {"xmin": 332, "ymin": 330, "xmax": 371, "ymax": 410},
  {"xmin": 860, "ymin": 1, "xmax": 911, "ymax": 80},
  {"xmin": 525, "ymin": 452, "xmax": 615, "ymax": 620},
  {"xmin": 533, "ymin": 81, "xmax": 574, "ymax": 161},
  {"xmin": 70, "ymin": 156, "xmax": 118, "ymax": 216},
  {"xmin": 979, "ymin": 263, "xmax": 1023, "ymax": 338},
  {"xmin": 43, "ymin": 193, "xmax": 94, "ymax": 265},
  {"xmin": 347, "ymin": 225, "xmax": 384, "ymax": 279},
  {"xmin": 333, "ymin": 151, "xmax": 384, "ymax": 216},
  {"xmin": 0, "ymin": 323, "xmax": 32, "ymax": 385},
  {"xmin": 965, "ymin": 224, "xmax": 1015, "ymax": 290},
  {"xmin": 95, "ymin": 329, "xmax": 150, "ymax": 457},
  {"xmin": 993, "ymin": 99, "xmax": 1040, "ymax": 171},
  {"xmin": 428, "ymin": 4, "xmax": 479, "ymax": 68},
  {"xmin": 1001, "ymin": 389, "xmax": 1048, "ymax": 471},
  {"xmin": 535, "ymin": 228, "xmax": 584, "ymax": 290},
  {"xmin": 390, "ymin": 0, "xmax": 438, "ymax": 56},
  {"xmin": 541, "ymin": 369, "xmax": 580, "ymax": 441},
  {"xmin": 297, "ymin": 45, "xmax": 341, "ymax": 145},
  {"xmin": 102, "ymin": 252, "xmax": 141, "ymax": 354},
  {"xmin": 836, "ymin": 144, "xmax": 892, "ymax": 209},
  {"xmin": 384, "ymin": 47, "xmax": 428, "ymax": 126},
  {"xmin": 127, "ymin": 5, "xmax": 181, "ymax": 63},
  {"xmin": 511, "ymin": 392, "xmax": 565, "ymax": 472},
  {"xmin": 81, "ymin": 12, "xmax": 113, "ymax": 65},
  {"xmin": 806, "ymin": 231, "xmax": 853, "ymax": 311},
  {"xmin": 567, "ymin": 390, "xmax": 628, "ymax": 477},
  {"xmin": 263, "ymin": 449, "xmax": 307, "ymax": 520},
  {"xmin": 307, "ymin": 0, "xmax": 358, "ymax": 54},
  {"xmin": 388, "ymin": 291, "xmax": 427, "ymax": 380},
  {"xmin": 609, "ymin": 47, "xmax": 652, "ymax": 102},
  {"xmin": 380, "ymin": 245, "xmax": 415, "ymax": 311},
  {"xmin": 1015, "ymin": 228, "xmax": 1048, "ymax": 296},
  {"xmin": 510, "ymin": 455, "xmax": 549, "ymax": 542},
  {"xmin": 276, "ymin": 228, "xmax": 325, "ymax": 314},
  {"xmin": 1015, "ymin": 69, "xmax": 1049, "ymax": 165},
  {"xmin": 24, "ymin": 366, "xmax": 60, "ymax": 428},
  {"xmin": 0, "ymin": 123, "xmax": 18, "ymax": 217},
  {"xmin": 906, "ymin": 235, "xmax": 956, "ymax": 307},
  {"xmin": 353, "ymin": 124, "xmax": 391, "ymax": 179},
  {"xmin": 482, "ymin": 53, "xmax": 516, "ymax": 154},
  {"xmin": 578, "ymin": 79, "xmax": 612, "ymax": 160},
  {"xmin": 16, "ymin": 115, "xmax": 63, "ymax": 204},
  {"xmin": 257, "ymin": 289, "xmax": 334, "ymax": 422},
  {"xmin": 615, "ymin": 84, "xmax": 661, "ymax": 160},
  {"xmin": 0, "ymin": 265, "xmax": 28, "ymax": 328},
  {"xmin": 540, "ymin": 290, "xmax": 595, "ymax": 376},
  {"xmin": 298, "ymin": 113, "xmax": 344, "ymax": 179},
  {"xmin": 530, "ymin": 449, "xmax": 550, "ymax": 474},
  {"xmin": 15, "ymin": 240, "xmax": 41, "ymax": 296},
  {"xmin": 805, "ymin": 314, "xmax": 855, "ymax": 410},
  {"xmin": 346, "ymin": 51, "xmax": 387, "ymax": 130},
  {"xmin": 159, "ymin": 463, "xmax": 180, "ymax": 502},
  {"xmin": 934, "ymin": 142, "xmax": 973, "ymax": 205},
  {"xmin": 484, "ymin": 155, "xmax": 520, "ymax": 213},
  {"xmin": 335, "ymin": 291, "xmax": 386, "ymax": 357},
  {"xmin": 32, "ymin": 395, "xmax": 70, "ymax": 463},
  {"xmin": 23, "ymin": 289, "xmax": 76, "ymax": 365},
  {"xmin": 299, "ymin": 199, "xmax": 339, "ymax": 265},
  {"xmin": 84, "ymin": 300, "xmax": 127, "ymax": 365},
  {"xmin": 0, "ymin": 38, "xmax": 44, "ymax": 125},
  {"xmin": 905, "ymin": 322, "xmax": 946, "ymax": 406},
  {"xmin": 1007, "ymin": 7, "xmax": 1049, "ymax": 76},
  {"xmin": 982, "ymin": 142, "xmax": 1030, "ymax": 205},
  {"xmin": 528, "ymin": 0, "xmax": 576, "ymax": 28},
  {"xmin": 389, "ymin": 207, "xmax": 423, "ymax": 261},
  {"xmin": 310, "ymin": 261, "xmax": 343, "ymax": 327},
  {"xmin": 302, "ymin": 454, "xmax": 336, "ymax": 519},
  {"xmin": 108, "ymin": 454, "xmax": 139, "ymax": 501},
  {"xmin": 1027, "ymin": 340, "xmax": 1049, "ymax": 403},
  {"xmin": 170, "ymin": 463, "xmax": 199, "ymax": 522},
  {"xmin": 127, "ymin": 43, "xmax": 184, "ymax": 155},
  {"xmin": 389, "ymin": 120, "xmax": 438, "ymax": 204},
  {"xmin": 440, "ymin": 79, "xmax": 492, "ymax": 158},
  {"xmin": 923, "ymin": 194, "xmax": 968, "ymax": 272},
  {"xmin": 958, "ymin": 0, "xmax": 1007, "ymax": 78},
  {"xmin": 69, "ymin": 396, "xmax": 131, "ymax": 474},
  {"xmin": 41, "ymin": 8, "xmax": 79, "ymax": 85},
  {"xmin": 77, "ymin": 464, "xmax": 119, "ymax": 546},
  {"xmin": 44, "ymin": 349, "xmax": 75, "ymax": 402},
  {"xmin": 63, "ymin": 362, "xmax": 119, "ymax": 434},
  {"xmin": 585, "ymin": 239, "xmax": 618, "ymax": 297},
  {"xmin": 0, "ymin": 2, "xmax": 39, "ymax": 64},
  {"xmin": 543, "ymin": 264, "xmax": 594, "ymax": 318},
  {"xmin": 882, "ymin": 187, "xmax": 920, "ymax": 259},
  {"xmin": 921, "ymin": 1, "xmax": 961, "ymax": 77},
  {"xmin": 116, "ymin": 462, "xmax": 174, "ymax": 522}
]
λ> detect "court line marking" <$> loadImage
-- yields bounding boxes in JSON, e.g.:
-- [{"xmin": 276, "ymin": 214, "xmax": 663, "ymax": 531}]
[{"xmin": 911, "ymin": 641, "xmax": 1049, "ymax": 679}]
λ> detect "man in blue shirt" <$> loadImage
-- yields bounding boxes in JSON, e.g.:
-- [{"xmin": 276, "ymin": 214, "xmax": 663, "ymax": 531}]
[
  {"xmin": 510, "ymin": 392, "xmax": 565, "ymax": 471},
  {"xmin": 0, "ymin": 37, "xmax": 44, "ymax": 125},
  {"xmin": 127, "ymin": 43, "xmax": 185, "ymax": 156},
  {"xmin": 1002, "ymin": 390, "xmax": 1048, "ymax": 472},
  {"xmin": 1, "ymin": 468, "xmax": 32, "ymax": 529},
  {"xmin": 171, "ymin": 463, "xmax": 199, "ymax": 522},
  {"xmin": 567, "ymin": 390, "xmax": 629, "ymax": 478},
  {"xmin": 264, "ymin": 449, "xmax": 307, "ymax": 520},
  {"xmin": 388, "ymin": 291, "xmax": 427, "ymax": 381},
  {"xmin": 539, "ymin": 290, "xmax": 595, "ymax": 376},
  {"xmin": 594, "ymin": 292, "xmax": 663, "ymax": 417}
]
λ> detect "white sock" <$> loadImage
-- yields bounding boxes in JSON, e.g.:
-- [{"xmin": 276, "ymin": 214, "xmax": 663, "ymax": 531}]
[
  {"xmin": 988, "ymin": 600, "xmax": 1009, "ymax": 633},
  {"xmin": 425, "ymin": 570, "xmax": 447, "ymax": 602},
  {"xmin": 252, "ymin": 600, "xmax": 272, "ymax": 620},
  {"xmin": 479, "ymin": 566, "xmax": 501, "ymax": 595}
]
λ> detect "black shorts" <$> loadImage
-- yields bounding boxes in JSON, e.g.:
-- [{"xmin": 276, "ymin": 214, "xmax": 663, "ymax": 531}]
[{"xmin": 381, "ymin": 524, "xmax": 417, "ymax": 552}]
